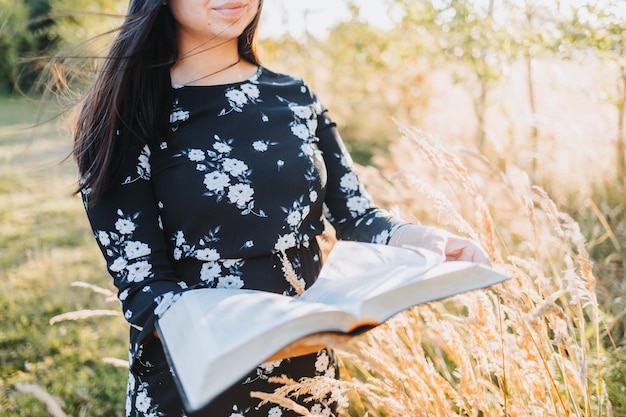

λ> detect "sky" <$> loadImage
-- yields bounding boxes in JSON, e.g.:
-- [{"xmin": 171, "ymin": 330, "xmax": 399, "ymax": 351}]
[
  {"xmin": 259, "ymin": 0, "xmax": 397, "ymax": 39},
  {"xmin": 258, "ymin": 0, "xmax": 623, "ymax": 39}
]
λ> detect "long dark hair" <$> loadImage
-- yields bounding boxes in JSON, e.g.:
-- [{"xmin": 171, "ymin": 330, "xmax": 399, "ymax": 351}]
[{"xmin": 74, "ymin": 0, "xmax": 264, "ymax": 205}]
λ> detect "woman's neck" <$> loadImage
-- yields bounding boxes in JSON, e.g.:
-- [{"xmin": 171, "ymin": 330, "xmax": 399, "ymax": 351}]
[{"xmin": 170, "ymin": 38, "xmax": 255, "ymax": 86}]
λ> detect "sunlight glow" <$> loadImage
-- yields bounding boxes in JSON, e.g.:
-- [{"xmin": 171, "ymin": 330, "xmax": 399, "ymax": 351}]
[{"xmin": 259, "ymin": 0, "xmax": 624, "ymax": 39}]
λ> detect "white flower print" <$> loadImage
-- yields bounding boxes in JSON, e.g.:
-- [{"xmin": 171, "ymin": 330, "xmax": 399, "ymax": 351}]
[
  {"xmin": 286, "ymin": 210, "xmax": 302, "ymax": 227},
  {"xmin": 252, "ymin": 141, "xmax": 268, "ymax": 152},
  {"xmin": 119, "ymin": 288, "xmax": 129, "ymax": 301},
  {"xmin": 204, "ymin": 171, "xmax": 231, "ymax": 192},
  {"xmin": 177, "ymin": 135, "xmax": 264, "ymax": 216},
  {"xmin": 170, "ymin": 98, "xmax": 190, "ymax": 131},
  {"xmin": 170, "ymin": 109, "xmax": 189, "ymax": 124},
  {"xmin": 137, "ymin": 146, "xmax": 151, "ymax": 178},
  {"xmin": 200, "ymin": 262, "xmax": 221, "ymax": 281},
  {"xmin": 124, "ymin": 241, "xmax": 151, "ymax": 259},
  {"xmin": 279, "ymin": 196, "xmax": 312, "ymax": 246},
  {"xmin": 222, "ymin": 259, "xmax": 240, "ymax": 268},
  {"xmin": 346, "ymin": 196, "xmax": 370, "ymax": 215},
  {"xmin": 195, "ymin": 248, "xmax": 220, "ymax": 262},
  {"xmin": 315, "ymin": 350, "xmax": 330, "ymax": 373},
  {"xmin": 223, "ymin": 158, "xmax": 249, "ymax": 177},
  {"xmin": 240, "ymin": 83, "xmax": 260, "ymax": 99},
  {"xmin": 97, "ymin": 211, "xmax": 156, "ymax": 285},
  {"xmin": 97, "ymin": 231, "xmax": 110, "ymax": 246},
  {"xmin": 220, "ymin": 78, "xmax": 262, "ymax": 115},
  {"xmin": 310, "ymin": 190, "xmax": 318, "ymax": 202},
  {"xmin": 110, "ymin": 257, "xmax": 128, "ymax": 272},
  {"xmin": 115, "ymin": 218, "xmax": 136, "ymax": 235},
  {"xmin": 154, "ymin": 291, "xmax": 181, "ymax": 317},
  {"xmin": 126, "ymin": 261, "xmax": 152, "ymax": 283},
  {"xmin": 339, "ymin": 152, "xmax": 353, "ymax": 169},
  {"xmin": 173, "ymin": 247, "xmax": 182, "ymax": 261},
  {"xmin": 121, "ymin": 145, "xmax": 152, "ymax": 185},
  {"xmin": 290, "ymin": 123, "xmax": 310, "ymax": 140},
  {"xmin": 291, "ymin": 105, "xmax": 313, "ymax": 119},
  {"xmin": 306, "ymin": 118, "xmax": 318, "ymax": 133},
  {"xmin": 274, "ymin": 233, "xmax": 296, "ymax": 251},
  {"xmin": 125, "ymin": 309, "xmax": 132, "ymax": 320},
  {"xmin": 135, "ymin": 385, "xmax": 151, "ymax": 413},
  {"xmin": 259, "ymin": 360, "xmax": 282, "ymax": 373},
  {"xmin": 373, "ymin": 229, "xmax": 392, "ymax": 245},
  {"xmin": 226, "ymin": 89, "xmax": 248, "ymax": 106},
  {"xmin": 268, "ymin": 406, "xmax": 282, "ymax": 417},
  {"xmin": 227, "ymin": 184, "xmax": 254, "ymax": 207},
  {"xmin": 187, "ymin": 149, "xmax": 205, "ymax": 162},
  {"xmin": 339, "ymin": 172, "xmax": 360, "ymax": 191},
  {"xmin": 245, "ymin": 359, "xmax": 284, "ymax": 384},
  {"xmin": 217, "ymin": 275, "xmax": 244, "ymax": 289},
  {"xmin": 213, "ymin": 141, "xmax": 232, "ymax": 154},
  {"xmin": 310, "ymin": 404, "xmax": 331, "ymax": 417},
  {"xmin": 174, "ymin": 231, "xmax": 186, "ymax": 246}
]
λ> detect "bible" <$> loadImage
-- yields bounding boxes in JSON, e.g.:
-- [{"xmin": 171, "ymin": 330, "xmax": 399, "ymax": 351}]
[{"xmin": 155, "ymin": 241, "xmax": 509, "ymax": 412}]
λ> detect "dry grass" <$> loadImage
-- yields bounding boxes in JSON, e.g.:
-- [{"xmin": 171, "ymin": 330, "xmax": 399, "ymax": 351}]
[{"xmin": 255, "ymin": 126, "xmax": 618, "ymax": 417}]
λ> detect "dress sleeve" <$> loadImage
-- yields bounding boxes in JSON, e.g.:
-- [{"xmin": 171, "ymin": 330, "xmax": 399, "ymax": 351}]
[
  {"xmin": 314, "ymin": 102, "xmax": 407, "ymax": 243},
  {"xmin": 80, "ymin": 139, "xmax": 186, "ymax": 368}
]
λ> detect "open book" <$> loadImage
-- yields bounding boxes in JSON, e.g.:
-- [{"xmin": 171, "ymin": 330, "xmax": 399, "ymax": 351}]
[{"xmin": 155, "ymin": 241, "xmax": 509, "ymax": 412}]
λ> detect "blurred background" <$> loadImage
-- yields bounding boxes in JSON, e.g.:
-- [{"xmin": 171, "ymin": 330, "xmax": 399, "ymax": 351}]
[{"xmin": 1, "ymin": 0, "xmax": 624, "ymax": 415}]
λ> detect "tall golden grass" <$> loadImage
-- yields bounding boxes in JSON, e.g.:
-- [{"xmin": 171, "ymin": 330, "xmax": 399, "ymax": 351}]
[
  {"xmin": 253, "ymin": 126, "xmax": 618, "ymax": 417},
  {"xmin": 46, "ymin": 122, "xmax": 619, "ymax": 416}
]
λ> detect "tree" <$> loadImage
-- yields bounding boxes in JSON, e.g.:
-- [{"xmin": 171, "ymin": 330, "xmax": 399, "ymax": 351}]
[
  {"xmin": 558, "ymin": 0, "xmax": 626, "ymax": 185},
  {"xmin": 0, "ymin": 0, "xmax": 33, "ymax": 93},
  {"xmin": 392, "ymin": 0, "xmax": 515, "ymax": 151},
  {"xmin": 261, "ymin": 1, "xmax": 433, "ymax": 164}
]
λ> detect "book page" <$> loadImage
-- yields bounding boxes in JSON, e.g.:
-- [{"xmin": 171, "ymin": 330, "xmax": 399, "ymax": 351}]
[
  {"xmin": 157, "ymin": 288, "xmax": 358, "ymax": 411},
  {"xmin": 299, "ymin": 242, "xmax": 440, "ymax": 319},
  {"xmin": 300, "ymin": 242, "xmax": 508, "ymax": 325},
  {"xmin": 360, "ymin": 262, "xmax": 508, "ymax": 322}
]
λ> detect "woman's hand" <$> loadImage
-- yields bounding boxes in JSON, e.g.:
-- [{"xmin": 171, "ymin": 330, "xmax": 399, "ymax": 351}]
[{"xmin": 388, "ymin": 224, "xmax": 491, "ymax": 266}]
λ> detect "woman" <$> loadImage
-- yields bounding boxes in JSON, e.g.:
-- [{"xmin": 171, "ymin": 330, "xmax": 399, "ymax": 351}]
[{"xmin": 74, "ymin": 0, "xmax": 489, "ymax": 415}]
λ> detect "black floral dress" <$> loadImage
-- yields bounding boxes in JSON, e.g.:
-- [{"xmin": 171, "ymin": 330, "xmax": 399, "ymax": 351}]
[{"xmin": 82, "ymin": 67, "xmax": 405, "ymax": 417}]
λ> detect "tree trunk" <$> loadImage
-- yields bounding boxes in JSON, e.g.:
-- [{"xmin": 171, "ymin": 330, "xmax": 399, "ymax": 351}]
[
  {"xmin": 526, "ymin": 56, "xmax": 539, "ymax": 184},
  {"xmin": 616, "ymin": 65, "xmax": 626, "ymax": 185}
]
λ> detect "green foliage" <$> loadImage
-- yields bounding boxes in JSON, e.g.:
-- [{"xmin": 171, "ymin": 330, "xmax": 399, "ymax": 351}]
[
  {"xmin": 0, "ymin": 1, "xmax": 32, "ymax": 94},
  {"xmin": 0, "ymin": 96, "xmax": 128, "ymax": 416},
  {"xmin": 0, "ymin": 0, "xmax": 126, "ymax": 95},
  {"xmin": 261, "ymin": 4, "xmax": 432, "ymax": 165},
  {"xmin": 556, "ymin": 0, "xmax": 626, "ymax": 184},
  {"xmin": 0, "ymin": 0, "xmax": 65, "ymax": 94},
  {"xmin": 48, "ymin": 0, "xmax": 126, "ymax": 46}
]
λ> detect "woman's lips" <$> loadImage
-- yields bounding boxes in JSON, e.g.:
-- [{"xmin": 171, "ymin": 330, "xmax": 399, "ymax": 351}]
[{"xmin": 213, "ymin": 2, "xmax": 247, "ymax": 18}]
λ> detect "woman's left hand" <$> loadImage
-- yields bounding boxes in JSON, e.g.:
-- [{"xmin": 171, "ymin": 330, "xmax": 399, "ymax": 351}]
[{"xmin": 388, "ymin": 224, "xmax": 491, "ymax": 266}]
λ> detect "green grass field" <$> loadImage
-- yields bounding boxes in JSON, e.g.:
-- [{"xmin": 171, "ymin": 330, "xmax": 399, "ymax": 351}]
[{"xmin": 0, "ymin": 97, "xmax": 128, "ymax": 416}]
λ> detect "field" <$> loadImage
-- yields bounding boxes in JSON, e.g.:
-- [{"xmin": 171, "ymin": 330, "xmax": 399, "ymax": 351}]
[
  {"xmin": 0, "ymin": 97, "xmax": 127, "ymax": 416},
  {"xmin": 0, "ymin": 56, "xmax": 625, "ymax": 416}
]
